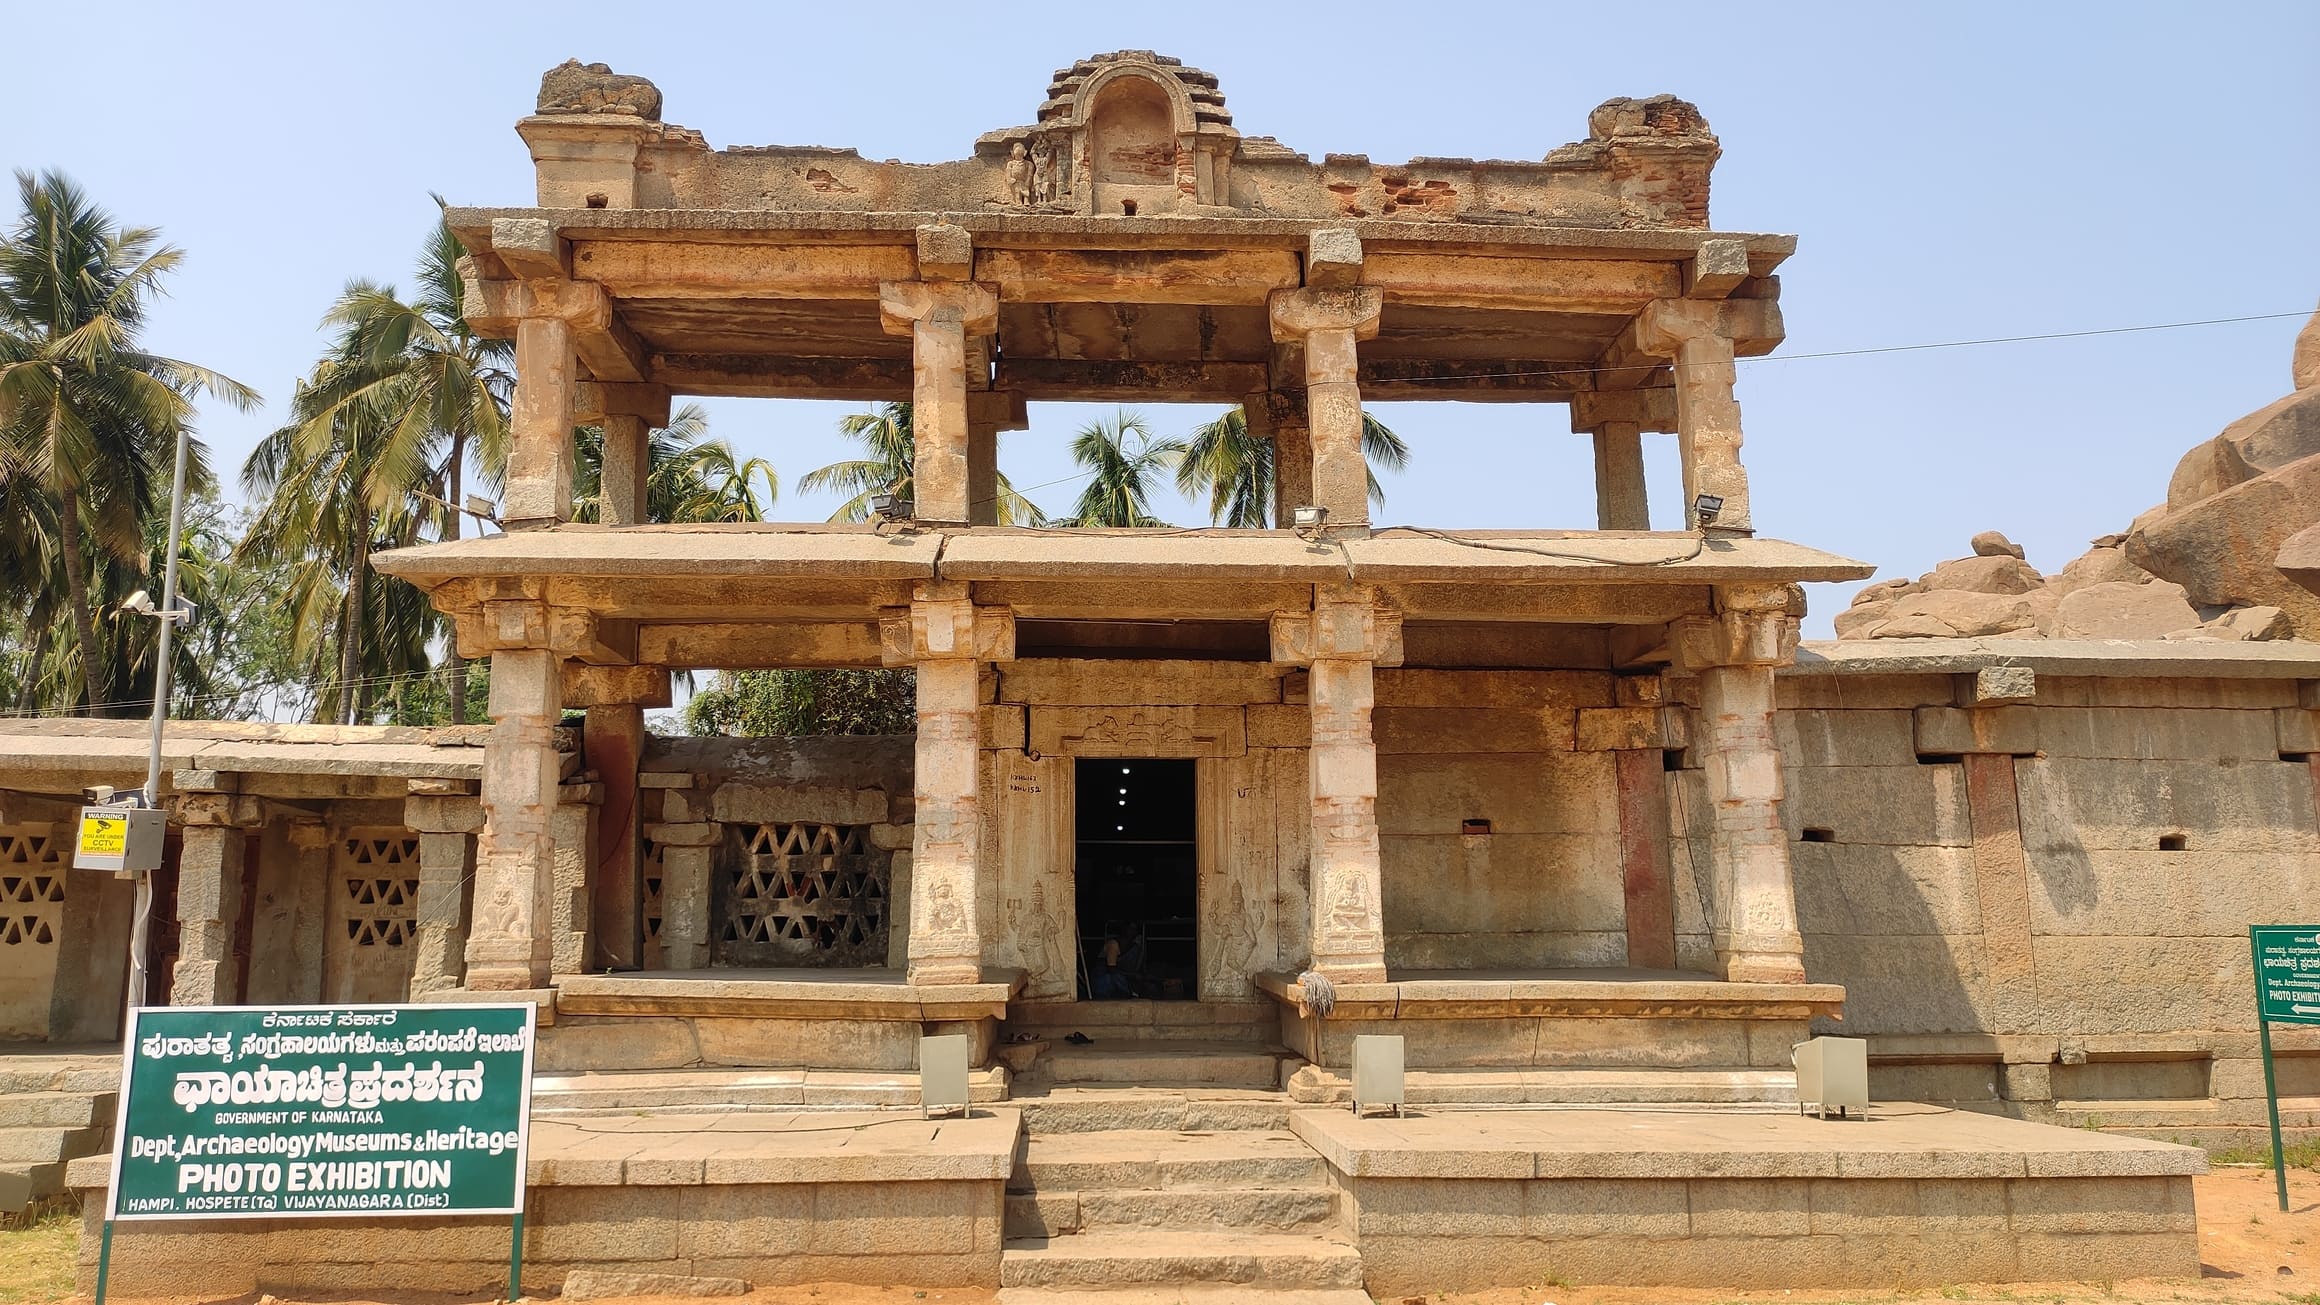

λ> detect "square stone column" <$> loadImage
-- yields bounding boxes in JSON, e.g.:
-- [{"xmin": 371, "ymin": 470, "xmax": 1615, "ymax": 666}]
[
  {"xmin": 883, "ymin": 582, "xmax": 1015, "ymax": 984},
  {"xmin": 403, "ymin": 784, "xmax": 481, "ymax": 996},
  {"xmin": 1269, "ymin": 235, "xmax": 1382, "ymax": 531},
  {"xmin": 1571, "ymin": 389, "xmax": 1677, "ymax": 532},
  {"xmin": 566, "ymin": 663, "xmax": 670, "ymax": 971},
  {"xmin": 966, "ymin": 390, "xmax": 1026, "ymax": 527},
  {"xmin": 465, "ymin": 647, "xmax": 563, "ymax": 990},
  {"xmin": 504, "ymin": 315, "xmax": 577, "ymax": 530},
  {"xmin": 166, "ymin": 781, "xmax": 260, "ymax": 1006},
  {"xmin": 1635, "ymin": 299, "xmax": 1783, "ymax": 534},
  {"xmin": 1272, "ymin": 584, "xmax": 1402, "ymax": 982},
  {"xmin": 1245, "ymin": 390, "xmax": 1311, "ymax": 528},
  {"xmin": 880, "ymin": 226, "xmax": 999, "ymax": 525},
  {"xmin": 1672, "ymin": 585, "xmax": 1807, "ymax": 983}
]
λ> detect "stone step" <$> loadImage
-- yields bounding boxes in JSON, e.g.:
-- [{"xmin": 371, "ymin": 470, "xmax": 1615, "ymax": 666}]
[
  {"xmin": 999, "ymin": 1288, "xmax": 1373, "ymax": 1305},
  {"xmin": 999, "ymin": 1228, "xmax": 1363, "ymax": 1291},
  {"xmin": 1015, "ymin": 1090, "xmax": 1290, "ymax": 1135},
  {"xmin": 0, "ymin": 1062, "xmax": 119, "ymax": 1096},
  {"xmin": 0, "ymin": 1091, "xmax": 114, "ymax": 1130},
  {"xmin": 0, "ymin": 1161, "xmax": 66, "ymax": 1213},
  {"xmin": 1042, "ymin": 1044, "xmax": 1286, "ymax": 1090},
  {"xmin": 531, "ymin": 1067, "xmax": 1008, "ymax": 1112},
  {"xmin": 1004, "ymin": 1002, "xmax": 1274, "ymax": 1047},
  {"xmin": 1006, "ymin": 1185, "xmax": 1336, "ymax": 1237},
  {"xmin": 1285, "ymin": 1062, "xmax": 1799, "ymax": 1105},
  {"xmin": 1011, "ymin": 1129, "xmax": 1327, "ymax": 1192},
  {"xmin": 0, "ymin": 1125, "xmax": 105, "ymax": 1165}
]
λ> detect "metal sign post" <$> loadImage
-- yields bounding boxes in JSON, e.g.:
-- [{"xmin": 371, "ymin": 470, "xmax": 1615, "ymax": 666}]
[
  {"xmin": 2249, "ymin": 925, "xmax": 2320, "ymax": 1212},
  {"xmin": 93, "ymin": 1002, "xmax": 536, "ymax": 1304}
]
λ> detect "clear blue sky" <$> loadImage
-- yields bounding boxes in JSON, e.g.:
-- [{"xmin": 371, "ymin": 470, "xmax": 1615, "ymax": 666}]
[{"xmin": 7, "ymin": 1, "xmax": 2315, "ymax": 634}]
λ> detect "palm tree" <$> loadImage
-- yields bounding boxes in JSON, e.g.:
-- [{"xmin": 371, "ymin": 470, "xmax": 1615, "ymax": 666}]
[
  {"xmin": 573, "ymin": 403, "xmax": 779, "ymax": 524},
  {"xmin": 287, "ymin": 207, "xmax": 509, "ymax": 721},
  {"xmin": 1063, "ymin": 409, "xmax": 1183, "ymax": 528},
  {"xmin": 0, "ymin": 171, "xmax": 257, "ymax": 714},
  {"xmin": 1174, "ymin": 406, "xmax": 1411, "ymax": 527},
  {"xmin": 240, "ymin": 351, "xmax": 439, "ymax": 725},
  {"xmin": 800, "ymin": 401, "xmax": 1046, "ymax": 524}
]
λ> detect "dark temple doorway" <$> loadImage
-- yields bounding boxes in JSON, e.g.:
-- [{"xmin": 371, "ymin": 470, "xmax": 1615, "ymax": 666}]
[{"xmin": 1074, "ymin": 758, "xmax": 1197, "ymax": 1000}]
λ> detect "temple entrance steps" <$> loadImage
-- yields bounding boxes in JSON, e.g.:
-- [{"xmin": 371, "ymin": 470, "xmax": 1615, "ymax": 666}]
[
  {"xmin": 0, "ymin": 1049, "xmax": 119, "ymax": 1219},
  {"xmin": 1001, "ymin": 1001, "xmax": 1293, "ymax": 1092},
  {"xmin": 998, "ymin": 1126, "xmax": 1363, "ymax": 1297},
  {"xmin": 1012, "ymin": 1087, "xmax": 1291, "ymax": 1134}
]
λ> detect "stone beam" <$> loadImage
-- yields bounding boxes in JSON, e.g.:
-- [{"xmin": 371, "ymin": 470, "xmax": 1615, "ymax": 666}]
[
  {"xmin": 570, "ymin": 240, "xmax": 915, "ymax": 299},
  {"xmin": 995, "ymin": 358, "xmax": 1270, "ymax": 404},
  {"xmin": 1359, "ymin": 252, "xmax": 1680, "ymax": 312},
  {"xmin": 636, "ymin": 621, "xmax": 884, "ymax": 669},
  {"xmin": 560, "ymin": 663, "xmax": 673, "ymax": 709},
  {"xmin": 1688, "ymin": 238, "xmax": 1751, "ymax": 298},
  {"xmin": 648, "ymin": 354, "xmax": 912, "ymax": 402},
  {"xmin": 548, "ymin": 608, "xmax": 640, "ymax": 666},
  {"xmin": 976, "ymin": 248, "xmax": 1300, "ymax": 306},
  {"xmin": 1356, "ymin": 359, "xmax": 1589, "ymax": 400}
]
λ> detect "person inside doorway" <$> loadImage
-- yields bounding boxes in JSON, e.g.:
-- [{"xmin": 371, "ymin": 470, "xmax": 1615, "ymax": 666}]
[{"xmin": 1092, "ymin": 928, "xmax": 1131, "ymax": 998}]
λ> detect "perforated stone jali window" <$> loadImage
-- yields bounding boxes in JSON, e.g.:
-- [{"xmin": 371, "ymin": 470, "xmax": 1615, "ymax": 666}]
[
  {"xmin": 0, "ymin": 828, "xmax": 65, "ymax": 948},
  {"xmin": 341, "ymin": 836, "xmax": 420, "ymax": 948},
  {"xmin": 713, "ymin": 822, "xmax": 888, "ymax": 967}
]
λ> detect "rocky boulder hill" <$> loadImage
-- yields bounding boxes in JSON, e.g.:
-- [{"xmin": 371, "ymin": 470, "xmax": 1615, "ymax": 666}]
[{"xmin": 1840, "ymin": 302, "xmax": 2320, "ymax": 643}]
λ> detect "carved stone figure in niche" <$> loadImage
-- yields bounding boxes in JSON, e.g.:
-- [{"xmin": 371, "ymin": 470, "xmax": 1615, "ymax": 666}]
[
  {"xmin": 1031, "ymin": 138, "xmax": 1058, "ymax": 204},
  {"xmin": 1014, "ymin": 883, "xmax": 1061, "ymax": 986},
  {"xmin": 1006, "ymin": 143, "xmax": 1035, "ymax": 206}
]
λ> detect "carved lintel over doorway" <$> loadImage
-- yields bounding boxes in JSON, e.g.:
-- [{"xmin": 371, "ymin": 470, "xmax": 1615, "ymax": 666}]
[{"xmin": 1030, "ymin": 706, "xmax": 1248, "ymax": 759}]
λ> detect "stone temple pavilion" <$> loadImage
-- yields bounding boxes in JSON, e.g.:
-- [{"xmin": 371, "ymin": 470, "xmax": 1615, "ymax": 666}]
[{"xmin": 16, "ymin": 53, "xmax": 2248, "ymax": 1296}]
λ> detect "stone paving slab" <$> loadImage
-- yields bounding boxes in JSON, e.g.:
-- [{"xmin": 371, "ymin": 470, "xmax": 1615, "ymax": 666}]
[{"xmin": 1290, "ymin": 1100, "xmax": 2210, "ymax": 1180}]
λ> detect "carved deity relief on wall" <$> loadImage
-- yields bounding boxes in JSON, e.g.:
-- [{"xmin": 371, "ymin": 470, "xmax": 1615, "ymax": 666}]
[{"xmin": 1006, "ymin": 143, "xmax": 1034, "ymax": 206}]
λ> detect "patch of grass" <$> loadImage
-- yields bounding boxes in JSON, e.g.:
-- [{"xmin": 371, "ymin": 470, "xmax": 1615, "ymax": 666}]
[
  {"xmin": 0, "ymin": 1210, "xmax": 78, "ymax": 1305},
  {"xmin": 2213, "ymin": 1135, "xmax": 2320, "ymax": 1168}
]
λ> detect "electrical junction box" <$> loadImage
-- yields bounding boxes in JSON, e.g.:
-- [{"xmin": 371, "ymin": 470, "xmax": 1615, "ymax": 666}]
[
  {"xmin": 1352, "ymin": 1033, "xmax": 1406, "ymax": 1117},
  {"xmin": 1793, "ymin": 1035, "xmax": 1870, "ymax": 1119},
  {"xmin": 73, "ymin": 805, "xmax": 164, "ymax": 873},
  {"xmin": 920, "ymin": 1033, "xmax": 971, "ymax": 1118}
]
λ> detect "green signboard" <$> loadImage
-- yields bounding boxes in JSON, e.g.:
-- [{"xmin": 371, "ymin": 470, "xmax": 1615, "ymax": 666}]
[
  {"xmin": 2253, "ymin": 926, "xmax": 2320, "ymax": 1025},
  {"xmin": 105, "ymin": 1003, "xmax": 535, "ymax": 1221}
]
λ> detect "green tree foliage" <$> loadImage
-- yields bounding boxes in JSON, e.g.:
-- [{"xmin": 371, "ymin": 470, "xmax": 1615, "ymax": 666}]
[
  {"xmin": 571, "ymin": 403, "xmax": 778, "ymax": 524},
  {"xmin": 1061, "ymin": 409, "xmax": 1182, "ymax": 527},
  {"xmin": 800, "ymin": 401, "xmax": 1046, "ymax": 524},
  {"xmin": 0, "ymin": 170, "xmax": 257, "ymax": 715},
  {"xmin": 1174, "ymin": 405, "xmax": 1411, "ymax": 527},
  {"xmin": 683, "ymin": 668, "xmax": 915, "ymax": 737}
]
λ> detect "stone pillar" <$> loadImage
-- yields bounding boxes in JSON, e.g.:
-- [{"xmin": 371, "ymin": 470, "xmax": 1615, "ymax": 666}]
[
  {"xmin": 1571, "ymin": 389, "xmax": 1676, "ymax": 532},
  {"xmin": 1272, "ymin": 584, "xmax": 1402, "ymax": 982},
  {"xmin": 575, "ymin": 384, "xmax": 671, "ymax": 527},
  {"xmin": 879, "ymin": 225, "xmax": 998, "ymax": 525},
  {"xmin": 883, "ymin": 582, "xmax": 1015, "ymax": 984},
  {"xmin": 167, "ymin": 779, "xmax": 259, "ymax": 1006},
  {"xmin": 1575, "ymin": 683, "xmax": 1687, "ymax": 970},
  {"xmin": 404, "ymin": 783, "xmax": 481, "ymax": 996},
  {"xmin": 1635, "ymin": 299, "xmax": 1782, "ymax": 534},
  {"xmin": 565, "ymin": 663, "xmax": 669, "ymax": 972},
  {"xmin": 1246, "ymin": 390, "xmax": 1312, "ymax": 527},
  {"xmin": 504, "ymin": 315, "xmax": 577, "ymax": 530},
  {"xmin": 465, "ymin": 647, "xmax": 563, "ymax": 990},
  {"xmin": 1671, "ymin": 585, "xmax": 1806, "ymax": 983},
  {"xmin": 1269, "ymin": 231, "xmax": 1382, "ymax": 530},
  {"xmin": 965, "ymin": 390, "xmax": 1026, "ymax": 527},
  {"xmin": 549, "ymin": 784, "xmax": 598, "ymax": 977}
]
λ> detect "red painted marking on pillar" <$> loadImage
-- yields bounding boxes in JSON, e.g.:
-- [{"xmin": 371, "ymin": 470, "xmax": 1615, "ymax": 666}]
[
  {"xmin": 584, "ymin": 706, "xmax": 645, "ymax": 971},
  {"xmin": 1962, "ymin": 752, "xmax": 2037, "ymax": 1031},
  {"xmin": 1616, "ymin": 749, "xmax": 1678, "ymax": 970}
]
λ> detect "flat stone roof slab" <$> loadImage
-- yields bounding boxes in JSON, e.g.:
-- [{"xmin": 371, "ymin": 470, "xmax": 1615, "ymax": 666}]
[
  {"xmin": 1289, "ymin": 1100, "xmax": 2209, "ymax": 1180},
  {"xmin": 1797, "ymin": 637, "xmax": 2320, "ymax": 678}
]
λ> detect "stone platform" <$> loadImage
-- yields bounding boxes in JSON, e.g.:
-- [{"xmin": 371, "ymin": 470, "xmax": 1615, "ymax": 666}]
[
  {"xmin": 71, "ymin": 1108, "xmax": 1021, "ymax": 1296},
  {"xmin": 1289, "ymin": 1100, "xmax": 2208, "ymax": 1292}
]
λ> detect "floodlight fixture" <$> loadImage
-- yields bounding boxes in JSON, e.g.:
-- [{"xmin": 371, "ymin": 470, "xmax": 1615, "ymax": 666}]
[
  {"xmin": 1692, "ymin": 494, "xmax": 1726, "ymax": 527},
  {"xmin": 463, "ymin": 494, "xmax": 501, "ymax": 523},
  {"xmin": 870, "ymin": 492, "xmax": 914, "ymax": 523},
  {"xmin": 1290, "ymin": 504, "xmax": 1328, "ymax": 532}
]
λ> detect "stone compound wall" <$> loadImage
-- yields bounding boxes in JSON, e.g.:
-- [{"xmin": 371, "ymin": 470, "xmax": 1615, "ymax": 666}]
[
  {"xmin": 0, "ymin": 792, "xmax": 131, "ymax": 1041},
  {"xmin": 1689, "ymin": 670, "xmax": 2320, "ymax": 1143}
]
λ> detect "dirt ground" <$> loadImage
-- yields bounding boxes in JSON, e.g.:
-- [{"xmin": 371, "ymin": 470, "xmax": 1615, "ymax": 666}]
[{"xmin": 6, "ymin": 1167, "xmax": 2316, "ymax": 1305}]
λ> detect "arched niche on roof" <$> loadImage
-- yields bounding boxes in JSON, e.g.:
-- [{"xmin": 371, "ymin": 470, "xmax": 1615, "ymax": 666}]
[{"xmin": 1072, "ymin": 64, "xmax": 1196, "ymax": 214}]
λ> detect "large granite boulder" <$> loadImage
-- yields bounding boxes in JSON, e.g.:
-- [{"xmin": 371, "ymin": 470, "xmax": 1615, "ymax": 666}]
[
  {"xmin": 2164, "ymin": 388, "xmax": 2320, "ymax": 508},
  {"xmin": 2051, "ymin": 580, "xmax": 2201, "ymax": 640},
  {"xmin": 2128, "ymin": 450, "xmax": 2320, "ymax": 636}
]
